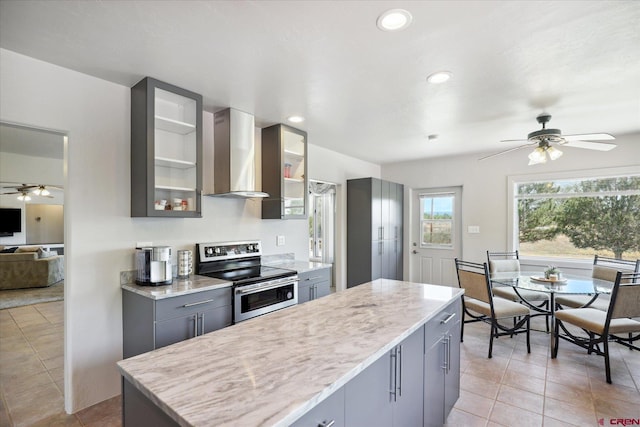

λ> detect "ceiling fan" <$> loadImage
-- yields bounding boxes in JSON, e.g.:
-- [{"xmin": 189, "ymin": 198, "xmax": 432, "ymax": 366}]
[
  {"xmin": 480, "ymin": 113, "xmax": 616, "ymax": 165},
  {"xmin": 1, "ymin": 183, "xmax": 61, "ymax": 200}
]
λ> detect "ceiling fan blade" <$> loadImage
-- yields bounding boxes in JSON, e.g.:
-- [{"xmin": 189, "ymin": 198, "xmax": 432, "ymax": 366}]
[
  {"xmin": 479, "ymin": 142, "xmax": 536, "ymax": 161},
  {"xmin": 1, "ymin": 191, "xmax": 20, "ymax": 195},
  {"xmin": 561, "ymin": 140, "xmax": 617, "ymax": 151},
  {"xmin": 562, "ymin": 133, "xmax": 615, "ymax": 141},
  {"xmin": 499, "ymin": 138, "xmax": 529, "ymax": 143}
]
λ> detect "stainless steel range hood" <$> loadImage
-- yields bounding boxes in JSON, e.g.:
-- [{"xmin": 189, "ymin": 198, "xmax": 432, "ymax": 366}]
[{"xmin": 205, "ymin": 108, "xmax": 269, "ymax": 198}]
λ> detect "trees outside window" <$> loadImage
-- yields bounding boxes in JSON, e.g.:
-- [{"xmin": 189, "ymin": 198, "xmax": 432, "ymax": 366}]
[{"xmin": 516, "ymin": 176, "xmax": 640, "ymax": 260}]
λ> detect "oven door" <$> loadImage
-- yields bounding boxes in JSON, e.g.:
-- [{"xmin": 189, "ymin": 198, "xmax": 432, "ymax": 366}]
[{"xmin": 234, "ymin": 276, "xmax": 298, "ymax": 323}]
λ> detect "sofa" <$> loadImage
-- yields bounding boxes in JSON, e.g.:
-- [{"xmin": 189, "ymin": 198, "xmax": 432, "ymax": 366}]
[{"xmin": 0, "ymin": 246, "xmax": 64, "ymax": 290}]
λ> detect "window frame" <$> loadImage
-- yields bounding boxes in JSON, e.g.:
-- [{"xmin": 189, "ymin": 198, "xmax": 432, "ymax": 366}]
[
  {"xmin": 507, "ymin": 165, "xmax": 640, "ymax": 266},
  {"xmin": 418, "ymin": 191, "xmax": 455, "ymax": 249}
]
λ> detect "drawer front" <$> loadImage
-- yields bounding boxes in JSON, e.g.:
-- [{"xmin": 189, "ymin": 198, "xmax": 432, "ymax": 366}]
[
  {"xmin": 156, "ymin": 287, "xmax": 232, "ymax": 321},
  {"xmin": 298, "ymin": 267, "xmax": 331, "ymax": 286},
  {"xmin": 424, "ymin": 298, "xmax": 462, "ymax": 348}
]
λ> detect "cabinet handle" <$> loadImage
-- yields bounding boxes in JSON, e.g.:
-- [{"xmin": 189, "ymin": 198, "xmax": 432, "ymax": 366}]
[
  {"xmin": 440, "ymin": 312, "xmax": 456, "ymax": 324},
  {"xmin": 442, "ymin": 336, "xmax": 449, "ymax": 372},
  {"xmin": 379, "ymin": 241, "xmax": 384, "ymax": 255},
  {"xmin": 389, "ymin": 349, "xmax": 397, "ymax": 401},
  {"xmin": 447, "ymin": 333, "xmax": 452, "ymax": 374},
  {"xmin": 182, "ymin": 299, "xmax": 214, "ymax": 308},
  {"xmin": 193, "ymin": 314, "xmax": 198, "ymax": 338},
  {"xmin": 200, "ymin": 312, "xmax": 205, "ymax": 336},
  {"xmin": 305, "ymin": 276, "xmax": 323, "ymax": 281},
  {"xmin": 318, "ymin": 421, "xmax": 335, "ymax": 427},
  {"xmin": 309, "ymin": 286, "xmax": 313, "ymax": 301},
  {"xmin": 398, "ymin": 345, "xmax": 403, "ymax": 397},
  {"xmin": 378, "ymin": 226, "xmax": 383, "ymax": 240}
]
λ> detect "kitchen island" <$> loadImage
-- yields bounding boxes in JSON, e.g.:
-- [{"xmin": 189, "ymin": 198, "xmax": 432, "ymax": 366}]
[{"xmin": 117, "ymin": 279, "xmax": 464, "ymax": 426}]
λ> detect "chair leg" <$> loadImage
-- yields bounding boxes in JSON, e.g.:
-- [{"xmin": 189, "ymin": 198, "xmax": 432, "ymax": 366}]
[
  {"xmin": 526, "ymin": 317, "xmax": 531, "ymax": 354},
  {"xmin": 488, "ymin": 323, "xmax": 495, "ymax": 359},
  {"xmin": 552, "ymin": 318, "xmax": 560, "ymax": 358},
  {"xmin": 604, "ymin": 338, "xmax": 612, "ymax": 384},
  {"xmin": 545, "ymin": 302, "xmax": 549, "ymax": 333},
  {"xmin": 461, "ymin": 319, "xmax": 465, "ymax": 342}
]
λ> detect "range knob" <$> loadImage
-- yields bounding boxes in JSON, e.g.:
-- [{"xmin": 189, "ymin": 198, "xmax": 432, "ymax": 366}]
[
  {"xmin": 206, "ymin": 247, "xmax": 213, "ymax": 256},
  {"xmin": 247, "ymin": 244, "xmax": 254, "ymax": 251},
  {"xmin": 214, "ymin": 247, "xmax": 221, "ymax": 255}
]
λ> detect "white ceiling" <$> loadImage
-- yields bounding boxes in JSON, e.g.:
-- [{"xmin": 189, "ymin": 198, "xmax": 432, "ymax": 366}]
[
  {"xmin": 1, "ymin": 0, "xmax": 639, "ymax": 164},
  {"xmin": 0, "ymin": 122, "xmax": 64, "ymax": 159}
]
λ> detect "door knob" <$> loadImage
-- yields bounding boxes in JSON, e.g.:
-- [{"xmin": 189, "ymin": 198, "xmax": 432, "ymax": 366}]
[{"xmin": 412, "ymin": 250, "xmax": 418, "ymax": 254}]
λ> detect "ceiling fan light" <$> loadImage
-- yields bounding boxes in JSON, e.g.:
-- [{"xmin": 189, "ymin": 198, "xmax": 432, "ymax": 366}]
[
  {"xmin": 528, "ymin": 147, "xmax": 547, "ymax": 164},
  {"xmin": 547, "ymin": 146, "xmax": 563, "ymax": 161},
  {"xmin": 17, "ymin": 193, "xmax": 31, "ymax": 201}
]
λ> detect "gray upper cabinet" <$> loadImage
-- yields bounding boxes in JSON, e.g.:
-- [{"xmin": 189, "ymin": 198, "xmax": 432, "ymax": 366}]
[
  {"xmin": 261, "ymin": 124, "xmax": 307, "ymax": 219},
  {"xmin": 347, "ymin": 178, "xmax": 404, "ymax": 288},
  {"xmin": 131, "ymin": 77, "xmax": 202, "ymax": 217}
]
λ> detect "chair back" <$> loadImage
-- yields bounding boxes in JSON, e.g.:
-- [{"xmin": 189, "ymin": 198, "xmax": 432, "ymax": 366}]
[
  {"xmin": 487, "ymin": 250, "xmax": 521, "ymax": 273},
  {"xmin": 455, "ymin": 259, "xmax": 491, "ymax": 304},
  {"xmin": 608, "ymin": 272, "xmax": 640, "ymax": 321},
  {"xmin": 592, "ymin": 255, "xmax": 640, "ymax": 282}
]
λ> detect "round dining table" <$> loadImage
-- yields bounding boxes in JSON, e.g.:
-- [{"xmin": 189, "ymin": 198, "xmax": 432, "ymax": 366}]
[{"xmin": 489, "ymin": 271, "xmax": 613, "ymax": 357}]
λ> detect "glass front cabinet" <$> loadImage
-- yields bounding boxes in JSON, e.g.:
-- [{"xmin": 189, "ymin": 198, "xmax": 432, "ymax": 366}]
[
  {"xmin": 261, "ymin": 124, "xmax": 307, "ymax": 219},
  {"xmin": 131, "ymin": 77, "xmax": 202, "ymax": 217}
]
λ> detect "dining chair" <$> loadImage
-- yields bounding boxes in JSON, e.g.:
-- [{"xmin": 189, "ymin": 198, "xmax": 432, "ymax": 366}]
[
  {"xmin": 487, "ymin": 250, "xmax": 549, "ymax": 331},
  {"xmin": 553, "ymin": 271, "xmax": 640, "ymax": 384},
  {"xmin": 455, "ymin": 258, "xmax": 531, "ymax": 358},
  {"xmin": 555, "ymin": 255, "xmax": 640, "ymax": 311}
]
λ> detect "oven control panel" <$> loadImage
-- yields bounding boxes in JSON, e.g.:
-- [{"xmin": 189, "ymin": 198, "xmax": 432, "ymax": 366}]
[{"xmin": 198, "ymin": 240, "xmax": 262, "ymax": 262}]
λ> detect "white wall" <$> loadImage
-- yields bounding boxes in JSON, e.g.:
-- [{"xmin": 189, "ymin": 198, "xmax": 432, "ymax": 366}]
[
  {"xmin": 382, "ymin": 132, "xmax": 640, "ymax": 277},
  {"xmin": 0, "ymin": 48, "xmax": 380, "ymax": 412}
]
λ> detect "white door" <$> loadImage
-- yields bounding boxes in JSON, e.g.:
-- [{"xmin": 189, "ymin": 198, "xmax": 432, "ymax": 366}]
[{"xmin": 410, "ymin": 187, "xmax": 462, "ymax": 287}]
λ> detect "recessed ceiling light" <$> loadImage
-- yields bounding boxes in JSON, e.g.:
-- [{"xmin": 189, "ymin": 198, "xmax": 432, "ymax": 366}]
[
  {"xmin": 287, "ymin": 115, "xmax": 305, "ymax": 124},
  {"xmin": 377, "ymin": 9, "xmax": 413, "ymax": 32},
  {"xmin": 427, "ymin": 134, "xmax": 439, "ymax": 141},
  {"xmin": 427, "ymin": 71, "xmax": 452, "ymax": 84}
]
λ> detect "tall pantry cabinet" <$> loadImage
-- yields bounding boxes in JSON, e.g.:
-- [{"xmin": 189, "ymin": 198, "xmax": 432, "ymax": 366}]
[{"xmin": 347, "ymin": 178, "xmax": 404, "ymax": 288}]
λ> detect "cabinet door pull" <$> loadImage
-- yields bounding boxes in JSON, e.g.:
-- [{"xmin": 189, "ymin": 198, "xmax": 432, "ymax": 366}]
[
  {"xmin": 200, "ymin": 312, "xmax": 205, "ymax": 336},
  {"xmin": 318, "ymin": 421, "xmax": 335, "ymax": 427},
  {"xmin": 447, "ymin": 333, "xmax": 452, "ymax": 374},
  {"xmin": 309, "ymin": 286, "xmax": 313, "ymax": 301},
  {"xmin": 389, "ymin": 348, "xmax": 397, "ymax": 401},
  {"xmin": 398, "ymin": 344, "xmax": 403, "ymax": 397},
  {"xmin": 440, "ymin": 312, "xmax": 456, "ymax": 324},
  {"xmin": 182, "ymin": 299, "xmax": 214, "ymax": 308},
  {"xmin": 193, "ymin": 314, "xmax": 198, "ymax": 338},
  {"xmin": 441, "ymin": 336, "xmax": 449, "ymax": 372},
  {"xmin": 305, "ymin": 276, "xmax": 323, "ymax": 281}
]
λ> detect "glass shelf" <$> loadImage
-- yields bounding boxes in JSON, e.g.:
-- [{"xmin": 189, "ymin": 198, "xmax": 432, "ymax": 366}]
[
  {"xmin": 154, "ymin": 157, "xmax": 197, "ymax": 169},
  {"xmin": 154, "ymin": 116, "xmax": 196, "ymax": 135}
]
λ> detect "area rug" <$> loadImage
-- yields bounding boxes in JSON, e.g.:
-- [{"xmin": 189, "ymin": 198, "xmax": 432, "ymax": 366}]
[{"xmin": 0, "ymin": 281, "xmax": 64, "ymax": 310}]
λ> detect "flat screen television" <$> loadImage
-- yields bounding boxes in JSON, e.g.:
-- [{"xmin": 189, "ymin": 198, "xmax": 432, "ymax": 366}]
[{"xmin": 0, "ymin": 208, "xmax": 22, "ymax": 234}]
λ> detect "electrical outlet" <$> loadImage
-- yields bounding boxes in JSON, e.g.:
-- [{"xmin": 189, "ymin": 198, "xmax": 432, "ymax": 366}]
[
  {"xmin": 276, "ymin": 235, "xmax": 285, "ymax": 246},
  {"xmin": 467, "ymin": 226, "xmax": 480, "ymax": 234},
  {"xmin": 136, "ymin": 241, "xmax": 153, "ymax": 248}
]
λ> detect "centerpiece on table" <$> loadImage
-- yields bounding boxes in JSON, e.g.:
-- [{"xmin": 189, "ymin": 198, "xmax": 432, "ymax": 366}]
[{"xmin": 544, "ymin": 266, "xmax": 562, "ymax": 281}]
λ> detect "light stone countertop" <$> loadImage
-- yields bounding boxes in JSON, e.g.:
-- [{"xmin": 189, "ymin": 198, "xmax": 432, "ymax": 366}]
[
  {"xmin": 263, "ymin": 259, "xmax": 332, "ymax": 274},
  {"xmin": 121, "ymin": 275, "xmax": 232, "ymax": 300},
  {"xmin": 117, "ymin": 279, "xmax": 464, "ymax": 427}
]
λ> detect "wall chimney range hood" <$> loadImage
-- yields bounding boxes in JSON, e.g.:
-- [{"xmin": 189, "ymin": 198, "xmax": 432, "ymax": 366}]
[{"xmin": 206, "ymin": 108, "xmax": 269, "ymax": 198}]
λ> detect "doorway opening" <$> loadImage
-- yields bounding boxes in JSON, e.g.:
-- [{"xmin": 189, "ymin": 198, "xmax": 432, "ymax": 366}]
[{"xmin": 308, "ymin": 180, "xmax": 336, "ymax": 287}]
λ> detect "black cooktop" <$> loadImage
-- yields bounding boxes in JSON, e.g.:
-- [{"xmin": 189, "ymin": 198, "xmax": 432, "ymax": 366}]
[{"xmin": 200, "ymin": 265, "xmax": 296, "ymax": 287}]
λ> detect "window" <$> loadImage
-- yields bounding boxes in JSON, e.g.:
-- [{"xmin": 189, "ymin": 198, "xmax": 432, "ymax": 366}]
[
  {"xmin": 420, "ymin": 193, "xmax": 454, "ymax": 247},
  {"xmin": 512, "ymin": 172, "xmax": 640, "ymax": 260}
]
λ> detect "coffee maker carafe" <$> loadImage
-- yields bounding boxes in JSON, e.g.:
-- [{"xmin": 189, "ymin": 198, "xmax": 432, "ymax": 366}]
[{"xmin": 135, "ymin": 246, "xmax": 172, "ymax": 286}]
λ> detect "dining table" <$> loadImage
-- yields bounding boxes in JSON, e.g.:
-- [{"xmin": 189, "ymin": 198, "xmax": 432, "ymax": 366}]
[{"xmin": 490, "ymin": 271, "xmax": 614, "ymax": 357}]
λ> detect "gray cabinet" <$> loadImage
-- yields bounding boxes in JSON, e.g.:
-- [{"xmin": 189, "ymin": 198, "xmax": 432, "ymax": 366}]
[
  {"xmin": 122, "ymin": 287, "xmax": 232, "ymax": 358},
  {"xmin": 131, "ymin": 77, "xmax": 202, "ymax": 217},
  {"xmin": 297, "ymin": 267, "xmax": 332, "ymax": 304},
  {"xmin": 291, "ymin": 387, "xmax": 345, "ymax": 427},
  {"xmin": 344, "ymin": 326, "xmax": 424, "ymax": 427},
  {"xmin": 424, "ymin": 299, "xmax": 462, "ymax": 427},
  {"xmin": 261, "ymin": 124, "xmax": 308, "ymax": 219},
  {"xmin": 347, "ymin": 178, "xmax": 403, "ymax": 287}
]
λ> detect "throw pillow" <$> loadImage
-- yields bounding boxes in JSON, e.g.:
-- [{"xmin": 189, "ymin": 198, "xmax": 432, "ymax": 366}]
[
  {"xmin": 38, "ymin": 247, "xmax": 56, "ymax": 259},
  {"xmin": 16, "ymin": 246, "xmax": 42, "ymax": 253},
  {"xmin": 0, "ymin": 246, "xmax": 18, "ymax": 253}
]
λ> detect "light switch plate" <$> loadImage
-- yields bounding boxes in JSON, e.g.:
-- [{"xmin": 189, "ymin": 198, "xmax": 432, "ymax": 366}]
[
  {"xmin": 136, "ymin": 241, "xmax": 153, "ymax": 248},
  {"xmin": 276, "ymin": 235, "xmax": 285, "ymax": 246},
  {"xmin": 467, "ymin": 226, "xmax": 480, "ymax": 234}
]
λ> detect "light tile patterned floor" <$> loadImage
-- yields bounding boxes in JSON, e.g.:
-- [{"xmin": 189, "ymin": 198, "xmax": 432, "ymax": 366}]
[
  {"xmin": 446, "ymin": 317, "xmax": 640, "ymax": 426},
  {"xmin": 1, "ymin": 302, "xmax": 638, "ymax": 426}
]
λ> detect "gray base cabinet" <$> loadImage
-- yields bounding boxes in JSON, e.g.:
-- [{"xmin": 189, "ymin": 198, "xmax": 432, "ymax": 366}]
[
  {"xmin": 122, "ymin": 287, "xmax": 232, "ymax": 358},
  {"xmin": 344, "ymin": 326, "xmax": 424, "ymax": 427},
  {"xmin": 297, "ymin": 267, "xmax": 332, "ymax": 304},
  {"xmin": 291, "ymin": 387, "xmax": 345, "ymax": 427},
  {"xmin": 424, "ymin": 299, "xmax": 462, "ymax": 427}
]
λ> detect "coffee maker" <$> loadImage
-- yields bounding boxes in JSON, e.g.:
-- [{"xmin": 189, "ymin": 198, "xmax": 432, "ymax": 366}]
[{"xmin": 135, "ymin": 246, "xmax": 172, "ymax": 286}]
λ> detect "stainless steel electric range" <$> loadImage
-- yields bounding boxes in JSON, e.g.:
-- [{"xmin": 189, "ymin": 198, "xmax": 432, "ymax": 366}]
[{"xmin": 195, "ymin": 240, "xmax": 298, "ymax": 323}]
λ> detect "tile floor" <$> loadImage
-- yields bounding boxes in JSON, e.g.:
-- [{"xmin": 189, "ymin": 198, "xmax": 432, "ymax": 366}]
[{"xmin": 1, "ymin": 301, "xmax": 638, "ymax": 426}]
